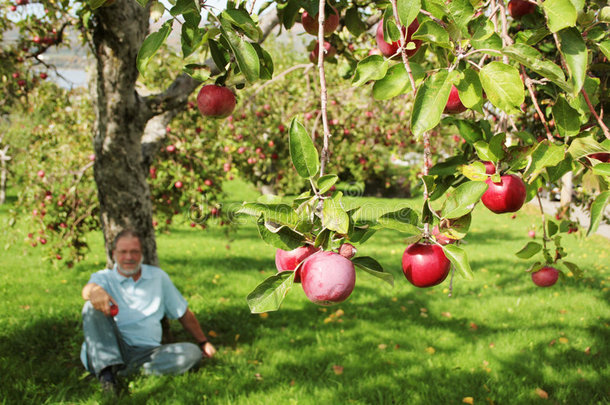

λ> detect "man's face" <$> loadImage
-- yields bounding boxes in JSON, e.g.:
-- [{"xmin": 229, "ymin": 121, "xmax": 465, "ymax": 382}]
[{"xmin": 113, "ymin": 236, "xmax": 143, "ymax": 277}]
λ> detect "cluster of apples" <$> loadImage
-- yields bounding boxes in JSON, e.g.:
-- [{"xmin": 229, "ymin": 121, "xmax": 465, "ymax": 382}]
[
  {"xmin": 275, "ymin": 245, "xmax": 356, "ymax": 306},
  {"xmin": 300, "ymin": 6, "xmax": 340, "ymax": 63}
]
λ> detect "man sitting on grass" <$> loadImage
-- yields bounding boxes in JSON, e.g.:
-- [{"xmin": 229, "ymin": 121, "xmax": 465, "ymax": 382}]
[{"xmin": 80, "ymin": 228, "xmax": 216, "ymax": 394}]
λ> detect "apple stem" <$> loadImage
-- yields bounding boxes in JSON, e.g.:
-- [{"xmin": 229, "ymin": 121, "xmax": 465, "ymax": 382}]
[
  {"xmin": 521, "ymin": 66, "xmax": 554, "ymax": 141},
  {"xmin": 316, "ymin": 0, "xmax": 331, "ymax": 176}
]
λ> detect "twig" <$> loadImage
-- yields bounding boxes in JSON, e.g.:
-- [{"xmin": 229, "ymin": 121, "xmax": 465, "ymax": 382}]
[
  {"xmin": 521, "ymin": 66, "xmax": 554, "ymax": 141},
  {"xmin": 581, "ymin": 88, "xmax": 610, "ymax": 139},
  {"xmin": 536, "ymin": 190, "xmax": 548, "ymax": 251},
  {"xmin": 246, "ymin": 63, "xmax": 312, "ymax": 104},
  {"xmin": 317, "ymin": 0, "xmax": 331, "ymax": 176},
  {"xmin": 389, "ymin": 0, "xmax": 417, "ymax": 92}
]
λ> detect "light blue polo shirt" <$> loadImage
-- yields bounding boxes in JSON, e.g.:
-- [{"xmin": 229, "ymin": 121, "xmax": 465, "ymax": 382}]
[{"xmin": 87, "ymin": 264, "xmax": 188, "ymax": 347}]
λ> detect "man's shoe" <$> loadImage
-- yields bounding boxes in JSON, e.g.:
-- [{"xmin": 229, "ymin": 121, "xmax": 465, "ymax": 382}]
[{"xmin": 99, "ymin": 367, "xmax": 118, "ymax": 396}]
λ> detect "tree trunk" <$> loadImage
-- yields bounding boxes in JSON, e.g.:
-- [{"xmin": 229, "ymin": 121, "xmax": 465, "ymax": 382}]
[{"xmin": 91, "ymin": 1, "xmax": 158, "ymax": 267}]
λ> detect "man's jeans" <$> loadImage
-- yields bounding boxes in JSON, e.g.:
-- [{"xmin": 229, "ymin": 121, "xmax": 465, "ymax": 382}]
[{"xmin": 80, "ymin": 301, "xmax": 202, "ymax": 377}]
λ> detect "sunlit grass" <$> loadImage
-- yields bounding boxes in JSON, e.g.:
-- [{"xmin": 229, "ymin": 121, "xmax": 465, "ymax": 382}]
[{"xmin": 0, "ymin": 182, "xmax": 608, "ymax": 404}]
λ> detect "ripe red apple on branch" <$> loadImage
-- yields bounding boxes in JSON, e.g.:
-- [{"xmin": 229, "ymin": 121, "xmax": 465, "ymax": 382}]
[
  {"xmin": 301, "ymin": 251, "xmax": 356, "ymax": 305},
  {"xmin": 588, "ymin": 153, "xmax": 610, "ymax": 163},
  {"xmin": 483, "ymin": 161, "xmax": 496, "ymax": 174},
  {"xmin": 443, "ymin": 85, "xmax": 467, "ymax": 114},
  {"xmin": 309, "ymin": 41, "xmax": 336, "ymax": 64},
  {"xmin": 508, "ymin": 0, "xmax": 536, "ymax": 19},
  {"xmin": 301, "ymin": 6, "xmax": 340, "ymax": 36},
  {"xmin": 531, "ymin": 266, "xmax": 559, "ymax": 287},
  {"xmin": 375, "ymin": 18, "xmax": 421, "ymax": 58},
  {"xmin": 197, "ymin": 85, "xmax": 236, "ymax": 118},
  {"xmin": 275, "ymin": 245, "xmax": 319, "ymax": 283},
  {"xmin": 402, "ymin": 243, "xmax": 451, "ymax": 287},
  {"xmin": 481, "ymin": 174, "xmax": 527, "ymax": 214}
]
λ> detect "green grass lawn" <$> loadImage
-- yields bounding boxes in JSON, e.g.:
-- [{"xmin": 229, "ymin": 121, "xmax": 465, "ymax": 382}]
[{"xmin": 1, "ymin": 182, "xmax": 609, "ymax": 404}]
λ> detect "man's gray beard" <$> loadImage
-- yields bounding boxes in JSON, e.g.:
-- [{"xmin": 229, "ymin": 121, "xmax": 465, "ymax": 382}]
[{"xmin": 116, "ymin": 259, "xmax": 143, "ymax": 276}]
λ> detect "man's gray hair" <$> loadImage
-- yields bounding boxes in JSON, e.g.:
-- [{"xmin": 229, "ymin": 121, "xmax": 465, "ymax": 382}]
[{"xmin": 111, "ymin": 228, "xmax": 142, "ymax": 251}]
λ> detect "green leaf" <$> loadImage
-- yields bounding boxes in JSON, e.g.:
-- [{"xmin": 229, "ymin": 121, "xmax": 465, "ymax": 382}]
[
  {"xmin": 251, "ymin": 43, "xmax": 274, "ymax": 81},
  {"xmin": 515, "ymin": 241, "xmax": 543, "ymax": 259},
  {"xmin": 474, "ymin": 140, "xmax": 500, "ymax": 162},
  {"xmin": 446, "ymin": 0, "xmax": 473, "ymax": 37},
  {"xmin": 547, "ymin": 220, "xmax": 559, "ymax": 237},
  {"xmin": 567, "ymin": 136, "xmax": 606, "ymax": 159},
  {"xmin": 479, "ymin": 62, "xmax": 524, "ymax": 115},
  {"xmin": 373, "ymin": 63, "xmax": 424, "ymax": 100},
  {"xmin": 599, "ymin": 40, "xmax": 610, "ymax": 60},
  {"xmin": 238, "ymin": 202, "xmax": 300, "ymax": 227},
  {"xmin": 247, "ymin": 271, "xmax": 295, "ymax": 313},
  {"xmin": 442, "ymin": 244, "xmax": 474, "ymax": 280},
  {"xmin": 256, "ymin": 216, "xmax": 306, "ymax": 250},
  {"xmin": 377, "ymin": 207, "xmax": 421, "ymax": 235},
  {"xmin": 411, "ymin": 69, "xmax": 456, "ymax": 137},
  {"xmin": 562, "ymin": 260, "xmax": 584, "ymax": 278},
  {"xmin": 397, "ymin": 0, "xmax": 421, "ymax": 28},
  {"xmin": 501, "ymin": 44, "xmax": 569, "ymax": 93},
  {"xmin": 489, "ymin": 132, "xmax": 507, "ymax": 161},
  {"xmin": 170, "ymin": 0, "xmax": 199, "ymax": 16},
  {"xmin": 221, "ymin": 27, "xmax": 260, "ymax": 83},
  {"xmin": 442, "ymin": 181, "xmax": 489, "ymax": 219},
  {"xmin": 208, "ymin": 38, "xmax": 229, "ymax": 73},
  {"xmin": 445, "ymin": 213, "xmax": 472, "ymax": 240},
  {"xmin": 412, "ymin": 20, "xmax": 451, "ymax": 48},
  {"xmin": 542, "ymin": 0, "xmax": 577, "ymax": 33},
  {"xmin": 314, "ymin": 228, "xmax": 331, "ymax": 250},
  {"xmin": 345, "ymin": 7, "xmax": 367, "ymax": 37},
  {"xmin": 181, "ymin": 24, "xmax": 204, "ymax": 58},
  {"xmin": 587, "ymin": 191, "xmax": 610, "ymax": 236},
  {"xmin": 552, "ymin": 95, "xmax": 581, "ymax": 137},
  {"xmin": 182, "ymin": 63, "xmax": 211, "ymax": 82},
  {"xmin": 455, "ymin": 69, "xmax": 484, "ymax": 110},
  {"xmin": 546, "ymin": 158, "xmax": 573, "ymax": 183},
  {"xmin": 593, "ymin": 163, "xmax": 610, "ymax": 177},
  {"xmin": 558, "ymin": 27, "xmax": 587, "ymax": 96},
  {"xmin": 352, "ymin": 55, "xmax": 389, "ymax": 87},
  {"xmin": 222, "ymin": 9, "xmax": 262, "ymax": 41},
  {"xmin": 136, "ymin": 21, "xmax": 173, "ymax": 75},
  {"xmin": 448, "ymin": 118, "xmax": 483, "ymax": 144},
  {"xmin": 289, "ymin": 118, "xmax": 319, "ymax": 179},
  {"xmin": 459, "ymin": 162, "xmax": 488, "ymax": 181},
  {"xmin": 469, "ymin": 15, "xmax": 495, "ymax": 42},
  {"xmin": 317, "ymin": 174, "xmax": 339, "ymax": 194},
  {"xmin": 524, "ymin": 141, "xmax": 565, "ymax": 181},
  {"xmin": 322, "ymin": 192, "xmax": 349, "ymax": 235},
  {"xmin": 353, "ymin": 256, "xmax": 394, "ymax": 287}
]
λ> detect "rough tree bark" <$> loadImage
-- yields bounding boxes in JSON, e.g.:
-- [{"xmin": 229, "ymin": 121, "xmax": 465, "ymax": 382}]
[
  {"xmin": 91, "ymin": 1, "xmax": 158, "ymax": 266},
  {"xmin": 89, "ymin": 2, "xmax": 279, "ymax": 267}
]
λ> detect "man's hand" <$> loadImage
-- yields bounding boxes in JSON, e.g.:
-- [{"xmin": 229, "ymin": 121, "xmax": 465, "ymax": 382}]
[
  {"xmin": 201, "ymin": 341, "xmax": 216, "ymax": 358},
  {"xmin": 83, "ymin": 283, "xmax": 116, "ymax": 317}
]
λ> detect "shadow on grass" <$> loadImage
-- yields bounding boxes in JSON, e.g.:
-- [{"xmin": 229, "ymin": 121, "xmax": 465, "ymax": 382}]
[{"xmin": 1, "ymin": 286, "xmax": 608, "ymax": 404}]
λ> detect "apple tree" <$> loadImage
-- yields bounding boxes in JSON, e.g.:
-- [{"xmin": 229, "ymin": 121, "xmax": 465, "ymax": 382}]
[{"xmin": 139, "ymin": 0, "xmax": 608, "ymax": 310}]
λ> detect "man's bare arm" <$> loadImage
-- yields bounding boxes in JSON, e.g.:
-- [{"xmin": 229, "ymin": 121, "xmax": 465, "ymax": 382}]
[
  {"xmin": 179, "ymin": 308, "xmax": 216, "ymax": 358},
  {"xmin": 82, "ymin": 283, "xmax": 115, "ymax": 316}
]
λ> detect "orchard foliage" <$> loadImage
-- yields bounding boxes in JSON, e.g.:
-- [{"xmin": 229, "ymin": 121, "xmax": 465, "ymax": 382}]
[{"xmin": 138, "ymin": 0, "xmax": 609, "ymax": 310}]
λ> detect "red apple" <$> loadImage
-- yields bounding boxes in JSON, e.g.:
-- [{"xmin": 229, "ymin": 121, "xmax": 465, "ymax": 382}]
[
  {"xmin": 166, "ymin": 144, "xmax": 176, "ymax": 153},
  {"xmin": 483, "ymin": 161, "xmax": 496, "ymax": 174},
  {"xmin": 481, "ymin": 174, "xmax": 527, "ymax": 214},
  {"xmin": 40, "ymin": 72, "xmax": 48, "ymax": 79},
  {"xmin": 338, "ymin": 243, "xmax": 357, "ymax": 259},
  {"xmin": 301, "ymin": 6, "xmax": 340, "ymax": 36},
  {"xmin": 309, "ymin": 41, "xmax": 336, "ymax": 64},
  {"xmin": 508, "ymin": 0, "xmax": 536, "ymax": 19},
  {"xmin": 402, "ymin": 243, "xmax": 451, "ymax": 287},
  {"xmin": 444, "ymin": 85, "xmax": 467, "ymax": 114},
  {"xmin": 375, "ymin": 18, "xmax": 421, "ymax": 58},
  {"xmin": 531, "ymin": 266, "xmax": 559, "ymax": 287},
  {"xmin": 301, "ymin": 251, "xmax": 356, "ymax": 305},
  {"xmin": 37, "ymin": 170, "xmax": 45, "ymax": 178},
  {"xmin": 197, "ymin": 85, "xmax": 236, "ymax": 118},
  {"xmin": 109, "ymin": 304, "xmax": 119, "ymax": 316},
  {"xmin": 275, "ymin": 245, "xmax": 319, "ymax": 283},
  {"xmin": 528, "ymin": 230, "xmax": 536, "ymax": 238},
  {"xmin": 174, "ymin": 181, "xmax": 183, "ymax": 189}
]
